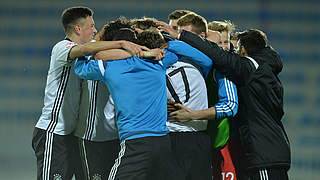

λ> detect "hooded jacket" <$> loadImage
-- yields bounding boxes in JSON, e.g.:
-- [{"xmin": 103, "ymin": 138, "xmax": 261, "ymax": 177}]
[{"xmin": 178, "ymin": 30, "xmax": 291, "ymax": 170}]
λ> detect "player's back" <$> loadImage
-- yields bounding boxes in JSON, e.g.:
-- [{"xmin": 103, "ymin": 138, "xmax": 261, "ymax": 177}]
[
  {"xmin": 74, "ymin": 79, "xmax": 118, "ymax": 141},
  {"xmin": 102, "ymin": 52, "xmax": 178, "ymax": 141},
  {"xmin": 166, "ymin": 59, "xmax": 208, "ymax": 132}
]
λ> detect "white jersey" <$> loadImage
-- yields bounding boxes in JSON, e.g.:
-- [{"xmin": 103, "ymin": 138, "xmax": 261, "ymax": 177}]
[
  {"xmin": 166, "ymin": 61, "xmax": 208, "ymax": 132},
  {"xmin": 36, "ymin": 39, "xmax": 81, "ymax": 135},
  {"xmin": 74, "ymin": 80, "xmax": 118, "ymax": 141}
]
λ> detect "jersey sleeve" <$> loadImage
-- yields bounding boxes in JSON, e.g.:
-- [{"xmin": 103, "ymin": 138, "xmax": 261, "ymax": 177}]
[
  {"xmin": 213, "ymin": 71, "xmax": 238, "ymax": 120},
  {"xmin": 159, "ymin": 49, "xmax": 179, "ymax": 68},
  {"xmin": 53, "ymin": 40, "xmax": 77, "ymax": 63},
  {"xmin": 74, "ymin": 57, "xmax": 104, "ymax": 81},
  {"xmin": 167, "ymin": 40, "xmax": 213, "ymax": 78}
]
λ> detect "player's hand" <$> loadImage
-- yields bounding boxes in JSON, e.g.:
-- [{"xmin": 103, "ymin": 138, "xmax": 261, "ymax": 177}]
[
  {"xmin": 156, "ymin": 21, "xmax": 179, "ymax": 39},
  {"xmin": 169, "ymin": 103, "xmax": 193, "ymax": 123},
  {"xmin": 120, "ymin": 41, "xmax": 150, "ymax": 56},
  {"xmin": 167, "ymin": 99, "xmax": 179, "ymax": 114},
  {"xmin": 160, "ymin": 42, "xmax": 169, "ymax": 49},
  {"xmin": 140, "ymin": 48, "xmax": 165, "ymax": 60}
]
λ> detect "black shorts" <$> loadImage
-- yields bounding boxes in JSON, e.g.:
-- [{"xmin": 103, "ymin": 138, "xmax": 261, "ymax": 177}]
[
  {"xmin": 77, "ymin": 138, "xmax": 120, "ymax": 180},
  {"xmin": 247, "ymin": 167, "xmax": 289, "ymax": 180},
  {"xmin": 32, "ymin": 128, "xmax": 83, "ymax": 180},
  {"xmin": 108, "ymin": 135, "xmax": 179, "ymax": 180},
  {"xmin": 169, "ymin": 131, "xmax": 213, "ymax": 180}
]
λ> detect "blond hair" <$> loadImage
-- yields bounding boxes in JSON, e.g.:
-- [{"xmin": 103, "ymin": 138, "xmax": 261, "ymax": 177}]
[
  {"xmin": 208, "ymin": 20, "xmax": 235, "ymax": 34},
  {"xmin": 177, "ymin": 12, "xmax": 208, "ymax": 36}
]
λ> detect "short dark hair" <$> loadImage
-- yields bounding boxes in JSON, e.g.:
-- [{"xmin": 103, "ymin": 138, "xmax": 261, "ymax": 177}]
[
  {"xmin": 112, "ymin": 28, "xmax": 138, "ymax": 43},
  {"xmin": 168, "ymin": 9, "xmax": 192, "ymax": 20},
  {"xmin": 136, "ymin": 30, "xmax": 166, "ymax": 49},
  {"xmin": 131, "ymin": 17, "xmax": 158, "ymax": 30},
  {"xmin": 99, "ymin": 17, "xmax": 132, "ymax": 41},
  {"xmin": 61, "ymin": 6, "xmax": 93, "ymax": 35},
  {"xmin": 238, "ymin": 29, "xmax": 268, "ymax": 56}
]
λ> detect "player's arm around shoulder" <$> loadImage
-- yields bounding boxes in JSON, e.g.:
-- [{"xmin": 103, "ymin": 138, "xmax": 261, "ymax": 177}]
[
  {"xmin": 95, "ymin": 49, "xmax": 132, "ymax": 61},
  {"xmin": 68, "ymin": 41, "xmax": 122, "ymax": 60},
  {"xmin": 69, "ymin": 40, "xmax": 149, "ymax": 60}
]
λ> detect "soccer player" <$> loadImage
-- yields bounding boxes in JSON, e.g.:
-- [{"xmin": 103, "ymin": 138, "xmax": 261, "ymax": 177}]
[
  {"xmin": 208, "ymin": 20, "xmax": 236, "ymax": 51},
  {"xmin": 158, "ymin": 12, "xmax": 238, "ymax": 180},
  {"xmin": 74, "ymin": 28, "xmax": 180, "ymax": 180},
  {"xmin": 165, "ymin": 12, "xmax": 213, "ymax": 180},
  {"xmin": 31, "ymin": 6, "xmax": 147, "ymax": 180},
  {"xmin": 74, "ymin": 78, "xmax": 120, "ymax": 180},
  {"xmin": 207, "ymin": 30, "xmax": 222, "ymax": 44},
  {"xmin": 207, "ymin": 20, "xmax": 241, "ymax": 180},
  {"xmin": 177, "ymin": 29, "xmax": 291, "ymax": 180},
  {"xmin": 168, "ymin": 9, "xmax": 192, "ymax": 31},
  {"xmin": 73, "ymin": 17, "xmax": 134, "ymax": 180}
]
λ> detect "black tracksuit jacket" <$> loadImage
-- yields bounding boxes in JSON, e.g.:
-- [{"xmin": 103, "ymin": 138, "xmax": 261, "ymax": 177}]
[{"xmin": 178, "ymin": 30, "xmax": 291, "ymax": 170}]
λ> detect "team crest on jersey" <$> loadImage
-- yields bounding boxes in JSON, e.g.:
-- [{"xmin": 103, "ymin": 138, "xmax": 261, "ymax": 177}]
[
  {"xmin": 53, "ymin": 173, "xmax": 62, "ymax": 180},
  {"xmin": 92, "ymin": 174, "xmax": 102, "ymax": 180}
]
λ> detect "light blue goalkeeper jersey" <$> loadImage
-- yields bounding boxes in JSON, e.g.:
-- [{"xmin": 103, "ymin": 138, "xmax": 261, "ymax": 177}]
[{"xmin": 74, "ymin": 50, "xmax": 178, "ymax": 141}]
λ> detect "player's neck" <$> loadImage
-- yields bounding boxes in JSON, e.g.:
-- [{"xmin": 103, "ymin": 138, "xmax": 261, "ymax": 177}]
[{"xmin": 66, "ymin": 34, "xmax": 82, "ymax": 44}]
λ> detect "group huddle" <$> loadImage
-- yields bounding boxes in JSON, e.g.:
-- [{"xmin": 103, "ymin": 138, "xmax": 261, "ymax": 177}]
[{"xmin": 32, "ymin": 6, "xmax": 291, "ymax": 180}]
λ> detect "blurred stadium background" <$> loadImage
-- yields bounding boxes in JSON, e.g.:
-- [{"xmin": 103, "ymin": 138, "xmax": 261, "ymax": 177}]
[{"xmin": 0, "ymin": 0, "xmax": 319, "ymax": 179}]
